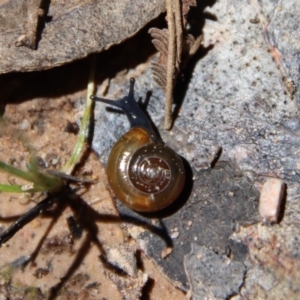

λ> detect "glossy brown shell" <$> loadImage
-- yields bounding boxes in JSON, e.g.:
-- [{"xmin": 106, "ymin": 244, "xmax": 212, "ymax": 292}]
[{"xmin": 106, "ymin": 127, "xmax": 185, "ymax": 212}]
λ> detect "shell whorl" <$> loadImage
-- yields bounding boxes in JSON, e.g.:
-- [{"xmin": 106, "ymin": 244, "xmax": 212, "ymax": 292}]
[{"xmin": 106, "ymin": 128, "xmax": 185, "ymax": 212}]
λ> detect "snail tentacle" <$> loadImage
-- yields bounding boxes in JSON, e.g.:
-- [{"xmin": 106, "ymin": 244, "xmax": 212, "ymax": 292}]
[{"xmin": 91, "ymin": 78, "xmax": 161, "ymax": 142}]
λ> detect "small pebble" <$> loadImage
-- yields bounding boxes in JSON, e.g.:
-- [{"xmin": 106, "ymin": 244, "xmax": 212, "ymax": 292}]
[
  {"xmin": 259, "ymin": 178, "xmax": 285, "ymax": 223},
  {"xmin": 161, "ymin": 247, "xmax": 173, "ymax": 258},
  {"xmin": 171, "ymin": 232, "xmax": 179, "ymax": 239}
]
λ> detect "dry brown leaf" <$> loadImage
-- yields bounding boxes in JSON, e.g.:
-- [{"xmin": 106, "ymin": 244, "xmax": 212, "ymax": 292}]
[{"xmin": 148, "ymin": 0, "xmax": 202, "ymax": 129}]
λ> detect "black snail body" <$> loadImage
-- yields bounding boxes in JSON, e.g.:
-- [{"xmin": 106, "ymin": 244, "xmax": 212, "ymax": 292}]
[{"xmin": 91, "ymin": 79, "xmax": 185, "ymax": 212}]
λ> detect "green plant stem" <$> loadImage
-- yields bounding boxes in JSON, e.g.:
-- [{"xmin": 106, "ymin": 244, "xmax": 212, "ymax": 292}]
[
  {"xmin": 0, "ymin": 159, "xmax": 63, "ymax": 193},
  {"xmin": 61, "ymin": 54, "xmax": 97, "ymax": 174},
  {"xmin": 0, "ymin": 162, "xmax": 36, "ymax": 182},
  {"xmin": 0, "ymin": 184, "xmax": 27, "ymax": 193}
]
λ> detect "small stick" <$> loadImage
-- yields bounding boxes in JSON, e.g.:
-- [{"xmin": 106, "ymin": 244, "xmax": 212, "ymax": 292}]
[
  {"xmin": 174, "ymin": 0, "xmax": 183, "ymax": 67},
  {"xmin": 165, "ymin": 0, "xmax": 177, "ymax": 130},
  {"xmin": 0, "ymin": 193, "xmax": 60, "ymax": 246}
]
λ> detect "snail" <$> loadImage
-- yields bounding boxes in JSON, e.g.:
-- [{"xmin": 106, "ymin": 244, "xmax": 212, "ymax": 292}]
[{"xmin": 91, "ymin": 78, "xmax": 185, "ymax": 212}]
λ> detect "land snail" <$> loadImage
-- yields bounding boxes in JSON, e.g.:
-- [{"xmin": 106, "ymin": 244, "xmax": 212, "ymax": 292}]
[{"xmin": 91, "ymin": 78, "xmax": 185, "ymax": 212}]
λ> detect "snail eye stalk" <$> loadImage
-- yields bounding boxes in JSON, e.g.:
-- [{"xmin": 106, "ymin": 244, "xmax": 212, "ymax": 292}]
[{"xmin": 91, "ymin": 78, "xmax": 161, "ymax": 143}]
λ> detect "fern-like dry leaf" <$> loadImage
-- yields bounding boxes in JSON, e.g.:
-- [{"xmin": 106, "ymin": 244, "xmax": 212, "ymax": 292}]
[
  {"xmin": 149, "ymin": 0, "xmax": 201, "ymax": 92},
  {"xmin": 182, "ymin": 0, "xmax": 197, "ymax": 26},
  {"xmin": 149, "ymin": 29, "xmax": 202, "ymax": 91},
  {"xmin": 149, "ymin": 27, "xmax": 180, "ymax": 91},
  {"xmin": 149, "ymin": 28, "xmax": 169, "ymax": 63},
  {"xmin": 149, "ymin": 0, "xmax": 201, "ymax": 129},
  {"xmin": 151, "ymin": 62, "xmax": 167, "ymax": 90}
]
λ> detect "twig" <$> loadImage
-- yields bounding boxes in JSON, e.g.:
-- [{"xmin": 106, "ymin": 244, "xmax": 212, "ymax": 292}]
[
  {"xmin": 165, "ymin": 0, "xmax": 177, "ymax": 130},
  {"xmin": 174, "ymin": 0, "xmax": 183, "ymax": 67}
]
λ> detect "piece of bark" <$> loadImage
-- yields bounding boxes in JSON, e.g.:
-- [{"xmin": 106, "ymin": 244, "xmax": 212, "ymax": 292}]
[
  {"xmin": 14, "ymin": 0, "xmax": 46, "ymax": 50},
  {"xmin": 0, "ymin": 0, "xmax": 165, "ymax": 74}
]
